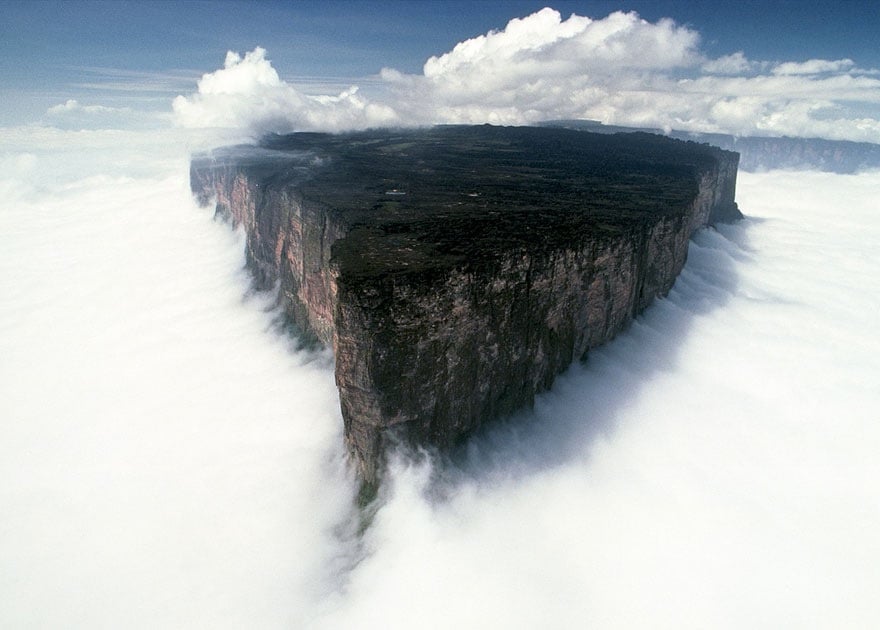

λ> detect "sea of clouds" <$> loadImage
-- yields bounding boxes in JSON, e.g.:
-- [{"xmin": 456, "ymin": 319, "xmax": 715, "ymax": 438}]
[
  {"xmin": 3, "ymin": 125, "xmax": 879, "ymax": 629},
  {"xmin": 3, "ymin": 6, "xmax": 880, "ymax": 629}
]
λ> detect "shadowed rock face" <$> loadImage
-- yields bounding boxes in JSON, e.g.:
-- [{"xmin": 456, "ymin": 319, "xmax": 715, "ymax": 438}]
[{"xmin": 191, "ymin": 125, "xmax": 740, "ymax": 483}]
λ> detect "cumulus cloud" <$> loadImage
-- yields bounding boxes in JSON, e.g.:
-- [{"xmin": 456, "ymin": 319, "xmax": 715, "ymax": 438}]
[
  {"xmin": 382, "ymin": 8, "xmax": 880, "ymax": 139},
  {"xmin": 384, "ymin": 9, "xmax": 703, "ymax": 126},
  {"xmin": 172, "ymin": 47, "xmax": 398, "ymax": 136},
  {"xmin": 174, "ymin": 8, "xmax": 880, "ymax": 143},
  {"xmin": 423, "ymin": 8, "xmax": 700, "ymax": 79}
]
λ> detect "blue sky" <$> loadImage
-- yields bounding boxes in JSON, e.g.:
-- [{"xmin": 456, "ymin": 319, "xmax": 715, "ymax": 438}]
[
  {"xmin": 4, "ymin": 1, "xmax": 878, "ymax": 79},
  {"xmin": 2, "ymin": 1, "xmax": 879, "ymax": 140}
]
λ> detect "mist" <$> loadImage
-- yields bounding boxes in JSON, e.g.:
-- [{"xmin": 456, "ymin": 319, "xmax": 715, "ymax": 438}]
[
  {"xmin": 0, "ymin": 132, "xmax": 358, "ymax": 628},
  {"xmin": 2, "ymin": 121, "xmax": 879, "ymax": 629}
]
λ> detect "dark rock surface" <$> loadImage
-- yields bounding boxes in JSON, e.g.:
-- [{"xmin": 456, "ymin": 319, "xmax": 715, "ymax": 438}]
[{"xmin": 190, "ymin": 125, "xmax": 741, "ymax": 484}]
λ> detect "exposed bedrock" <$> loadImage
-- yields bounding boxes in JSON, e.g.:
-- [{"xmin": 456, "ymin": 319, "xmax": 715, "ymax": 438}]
[{"xmin": 191, "ymin": 125, "xmax": 741, "ymax": 484}]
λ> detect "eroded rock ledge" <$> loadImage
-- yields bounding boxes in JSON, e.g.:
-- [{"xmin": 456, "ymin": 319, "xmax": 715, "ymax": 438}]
[{"xmin": 191, "ymin": 125, "xmax": 741, "ymax": 483}]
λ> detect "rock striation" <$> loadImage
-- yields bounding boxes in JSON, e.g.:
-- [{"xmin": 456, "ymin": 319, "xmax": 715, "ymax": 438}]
[{"xmin": 191, "ymin": 125, "xmax": 741, "ymax": 484}]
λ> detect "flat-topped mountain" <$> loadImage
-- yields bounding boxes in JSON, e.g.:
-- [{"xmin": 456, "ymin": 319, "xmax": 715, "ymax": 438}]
[{"xmin": 191, "ymin": 125, "xmax": 741, "ymax": 486}]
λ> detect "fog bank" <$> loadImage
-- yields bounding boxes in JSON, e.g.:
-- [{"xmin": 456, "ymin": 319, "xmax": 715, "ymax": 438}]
[
  {"xmin": 0, "ymin": 137, "xmax": 359, "ymax": 628},
  {"xmin": 1, "ymin": 127, "xmax": 878, "ymax": 628}
]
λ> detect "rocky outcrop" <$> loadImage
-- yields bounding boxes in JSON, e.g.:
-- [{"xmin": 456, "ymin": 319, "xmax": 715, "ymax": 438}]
[{"xmin": 191, "ymin": 125, "xmax": 740, "ymax": 484}]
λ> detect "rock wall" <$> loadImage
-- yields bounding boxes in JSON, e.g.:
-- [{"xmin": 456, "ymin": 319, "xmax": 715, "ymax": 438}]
[
  {"xmin": 332, "ymin": 158, "xmax": 738, "ymax": 481},
  {"xmin": 191, "ymin": 163, "xmax": 343, "ymax": 345},
  {"xmin": 191, "ymin": 132, "xmax": 740, "ymax": 484}
]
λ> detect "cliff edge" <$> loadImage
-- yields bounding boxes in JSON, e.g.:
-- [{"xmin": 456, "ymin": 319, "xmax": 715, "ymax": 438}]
[{"xmin": 191, "ymin": 125, "xmax": 741, "ymax": 484}]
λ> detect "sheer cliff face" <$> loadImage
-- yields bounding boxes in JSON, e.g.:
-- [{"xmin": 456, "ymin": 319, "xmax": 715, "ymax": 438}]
[
  {"xmin": 333, "ymin": 162, "xmax": 737, "ymax": 481},
  {"xmin": 191, "ymin": 127, "xmax": 740, "ymax": 483},
  {"xmin": 191, "ymin": 163, "xmax": 342, "ymax": 345}
]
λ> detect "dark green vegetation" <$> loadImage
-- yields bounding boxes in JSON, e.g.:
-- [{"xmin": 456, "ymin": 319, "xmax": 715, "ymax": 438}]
[{"xmin": 257, "ymin": 125, "xmax": 723, "ymax": 279}]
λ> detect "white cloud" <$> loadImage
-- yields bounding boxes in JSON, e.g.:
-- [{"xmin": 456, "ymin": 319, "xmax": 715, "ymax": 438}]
[
  {"xmin": 703, "ymin": 51, "xmax": 755, "ymax": 75},
  {"xmin": 0, "ymin": 128, "xmax": 359, "ymax": 628},
  {"xmin": 43, "ymin": 98, "xmax": 171, "ymax": 132},
  {"xmin": 172, "ymin": 9, "xmax": 880, "ymax": 142},
  {"xmin": 772, "ymin": 58, "xmax": 855, "ymax": 75},
  {"xmin": 172, "ymin": 47, "xmax": 398, "ymax": 136},
  {"xmin": 423, "ymin": 9, "xmax": 700, "ymax": 80},
  {"xmin": 46, "ymin": 99, "xmax": 128, "ymax": 115},
  {"xmin": 385, "ymin": 9, "xmax": 879, "ymax": 140},
  {"xmin": 382, "ymin": 9, "xmax": 703, "ymax": 126}
]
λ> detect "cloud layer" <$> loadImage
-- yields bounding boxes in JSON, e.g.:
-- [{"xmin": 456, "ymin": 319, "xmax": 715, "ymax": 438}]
[
  {"xmin": 172, "ymin": 8, "xmax": 880, "ymax": 142},
  {"xmin": 0, "ymin": 133, "xmax": 360, "ymax": 628},
  {"xmin": 3, "ymin": 123, "xmax": 878, "ymax": 627}
]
